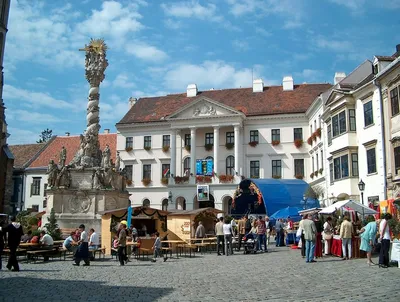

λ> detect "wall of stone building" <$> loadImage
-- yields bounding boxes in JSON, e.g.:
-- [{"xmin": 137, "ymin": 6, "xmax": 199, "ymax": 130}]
[{"xmin": 4, "ymin": 157, "xmax": 13, "ymax": 213}]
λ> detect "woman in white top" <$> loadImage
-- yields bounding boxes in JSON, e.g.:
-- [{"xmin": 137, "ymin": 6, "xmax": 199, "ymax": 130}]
[
  {"xmin": 378, "ymin": 213, "xmax": 392, "ymax": 268},
  {"xmin": 223, "ymin": 218, "xmax": 234, "ymax": 256},
  {"xmin": 323, "ymin": 217, "xmax": 334, "ymax": 255}
]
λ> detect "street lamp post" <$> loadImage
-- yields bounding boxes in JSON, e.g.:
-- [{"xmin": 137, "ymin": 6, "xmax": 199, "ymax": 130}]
[{"xmin": 358, "ymin": 179, "xmax": 365, "ymax": 222}]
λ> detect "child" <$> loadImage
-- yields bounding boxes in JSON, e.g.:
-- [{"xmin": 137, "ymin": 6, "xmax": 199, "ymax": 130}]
[
  {"xmin": 113, "ymin": 235, "xmax": 119, "ymax": 249},
  {"xmin": 151, "ymin": 232, "xmax": 165, "ymax": 262}
]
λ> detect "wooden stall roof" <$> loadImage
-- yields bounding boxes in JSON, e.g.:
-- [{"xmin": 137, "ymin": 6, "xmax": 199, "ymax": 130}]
[
  {"xmin": 168, "ymin": 207, "xmax": 224, "ymax": 216},
  {"xmin": 98, "ymin": 206, "xmax": 170, "ymax": 216}
]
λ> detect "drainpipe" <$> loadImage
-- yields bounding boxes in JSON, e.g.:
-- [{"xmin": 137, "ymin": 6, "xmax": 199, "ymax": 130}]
[{"xmin": 373, "ymin": 79, "xmax": 388, "ymax": 200}]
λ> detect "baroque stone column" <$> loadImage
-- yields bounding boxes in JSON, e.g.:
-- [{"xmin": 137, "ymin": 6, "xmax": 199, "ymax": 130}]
[
  {"xmin": 213, "ymin": 126, "xmax": 219, "ymax": 175},
  {"xmin": 234, "ymin": 124, "xmax": 240, "ymax": 175},
  {"xmin": 190, "ymin": 127, "xmax": 197, "ymax": 176}
]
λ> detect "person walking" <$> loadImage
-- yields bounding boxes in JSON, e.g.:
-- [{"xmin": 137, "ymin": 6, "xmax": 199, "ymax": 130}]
[
  {"xmin": 265, "ymin": 216, "xmax": 271, "ymax": 246},
  {"xmin": 117, "ymin": 221, "xmax": 127, "ymax": 266},
  {"xmin": 74, "ymin": 224, "xmax": 90, "ymax": 266},
  {"xmin": 237, "ymin": 216, "xmax": 246, "ymax": 251},
  {"xmin": 275, "ymin": 219, "xmax": 284, "ymax": 247},
  {"xmin": 313, "ymin": 215, "xmax": 323, "ymax": 259},
  {"xmin": 340, "ymin": 215, "xmax": 354, "ymax": 260},
  {"xmin": 195, "ymin": 221, "xmax": 206, "ymax": 252},
  {"xmin": 223, "ymin": 218, "xmax": 234, "ymax": 256},
  {"xmin": 323, "ymin": 217, "xmax": 334, "ymax": 255},
  {"xmin": 359, "ymin": 219, "xmax": 379, "ymax": 266},
  {"xmin": 303, "ymin": 214, "xmax": 317, "ymax": 263},
  {"xmin": 3, "ymin": 216, "xmax": 24, "ymax": 271},
  {"xmin": 298, "ymin": 215, "xmax": 306, "ymax": 258},
  {"xmin": 379, "ymin": 213, "xmax": 392, "ymax": 268},
  {"xmin": 215, "ymin": 217, "xmax": 225, "ymax": 255},
  {"xmin": 257, "ymin": 216, "xmax": 267, "ymax": 252}
]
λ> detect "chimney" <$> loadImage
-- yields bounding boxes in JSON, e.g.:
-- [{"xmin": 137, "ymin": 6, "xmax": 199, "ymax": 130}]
[
  {"xmin": 252, "ymin": 79, "xmax": 264, "ymax": 93},
  {"xmin": 104, "ymin": 129, "xmax": 110, "ymax": 134},
  {"xmin": 129, "ymin": 97, "xmax": 137, "ymax": 107},
  {"xmin": 65, "ymin": 132, "xmax": 70, "ymax": 136},
  {"xmin": 283, "ymin": 76, "xmax": 294, "ymax": 91},
  {"xmin": 396, "ymin": 44, "xmax": 400, "ymax": 53},
  {"xmin": 187, "ymin": 84, "xmax": 198, "ymax": 97},
  {"xmin": 334, "ymin": 72, "xmax": 346, "ymax": 85}
]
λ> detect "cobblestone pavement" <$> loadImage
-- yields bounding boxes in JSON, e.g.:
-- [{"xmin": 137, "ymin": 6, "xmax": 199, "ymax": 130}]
[{"xmin": 0, "ymin": 246, "xmax": 399, "ymax": 302}]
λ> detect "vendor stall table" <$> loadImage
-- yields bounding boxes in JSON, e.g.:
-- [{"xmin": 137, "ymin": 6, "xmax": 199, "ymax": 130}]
[{"xmin": 331, "ymin": 235, "xmax": 365, "ymax": 258}]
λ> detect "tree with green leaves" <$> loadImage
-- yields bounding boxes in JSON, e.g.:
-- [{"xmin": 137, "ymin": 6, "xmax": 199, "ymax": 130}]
[
  {"xmin": 44, "ymin": 208, "xmax": 62, "ymax": 240},
  {"xmin": 37, "ymin": 128, "xmax": 53, "ymax": 143}
]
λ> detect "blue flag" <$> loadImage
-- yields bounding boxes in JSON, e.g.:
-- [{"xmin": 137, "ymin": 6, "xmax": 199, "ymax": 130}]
[{"xmin": 127, "ymin": 206, "xmax": 132, "ymax": 228}]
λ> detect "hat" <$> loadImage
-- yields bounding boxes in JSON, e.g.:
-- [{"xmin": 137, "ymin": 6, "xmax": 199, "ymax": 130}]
[{"xmin": 120, "ymin": 220, "xmax": 127, "ymax": 226}]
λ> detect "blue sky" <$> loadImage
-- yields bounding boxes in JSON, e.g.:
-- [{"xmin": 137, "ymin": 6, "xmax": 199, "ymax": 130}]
[{"xmin": 4, "ymin": 0, "xmax": 400, "ymax": 144}]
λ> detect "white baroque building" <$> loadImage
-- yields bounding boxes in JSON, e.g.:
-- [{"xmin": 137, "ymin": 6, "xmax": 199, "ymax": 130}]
[{"xmin": 117, "ymin": 78, "xmax": 331, "ymax": 212}]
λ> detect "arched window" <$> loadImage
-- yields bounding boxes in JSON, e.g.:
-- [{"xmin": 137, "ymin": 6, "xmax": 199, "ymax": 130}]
[
  {"xmin": 226, "ymin": 155, "xmax": 234, "ymax": 175},
  {"xmin": 143, "ymin": 199, "xmax": 150, "ymax": 208},
  {"xmin": 205, "ymin": 156, "xmax": 214, "ymax": 171},
  {"xmin": 176, "ymin": 197, "xmax": 186, "ymax": 210},
  {"xmin": 162, "ymin": 199, "xmax": 168, "ymax": 211},
  {"xmin": 183, "ymin": 157, "xmax": 191, "ymax": 176}
]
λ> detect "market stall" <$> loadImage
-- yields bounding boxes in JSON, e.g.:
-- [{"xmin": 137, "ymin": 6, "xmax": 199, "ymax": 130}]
[{"xmin": 100, "ymin": 206, "xmax": 169, "ymax": 255}]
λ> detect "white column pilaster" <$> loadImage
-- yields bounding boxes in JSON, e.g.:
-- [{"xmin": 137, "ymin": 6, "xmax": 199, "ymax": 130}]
[
  {"xmin": 234, "ymin": 125, "xmax": 240, "ymax": 175},
  {"xmin": 170, "ymin": 129, "xmax": 177, "ymax": 178},
  {"xmin": 213, "ymin": 126, "xmax": 219, "ymax": 175},
  {"xmin": 190, "ymin": 127, "xmax": 196, "ymax": 176}
]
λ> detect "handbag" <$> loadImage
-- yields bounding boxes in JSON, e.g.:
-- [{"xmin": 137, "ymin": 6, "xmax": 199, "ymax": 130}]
[
  {"xmin": 296, "ymin": 227, "xmax": 303, "ymax": 238},
  {"xmin": 323, "ymin": 232, "xmax": 332, "ymax": 240}
]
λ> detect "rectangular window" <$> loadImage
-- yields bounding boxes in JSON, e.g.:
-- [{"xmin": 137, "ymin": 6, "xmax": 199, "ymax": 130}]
[
  {"xmin": 333, "ymin": 155, "xmax": 349, "ymax": 180},
  {"xmin": 363, "ymin": 101, "xmax": 374, "ymax": 127},
  {"xmin": 316, "ymin": 153, "xmax": 319, "ymax": 171},
  {"xmin": 349, "ymin": 109, "xmax": 356, "ymax": 131},
  {"xmin": 162, "ymin": 135, "xmax": 170, "ymax": 147},
  {"xmin": 226, "ymin": 132, "xmax": 234, "ymax": 144},
  {"xmin": 205, "ymin": 133, "xmax": 214, "ymax": 145},
  {"xmin": 125, "ymin": 165, "xmax": 133, "ymax": 180},
  {"xmin": 144, "ymin": 136, "xmax": 151, "ymax": 149},
  {"xmin": 390, "ymin": 87, "xmax": 399, "ymax": 116},
  {"xmin": 293, "ymin": 128, "xmax": 303, "ymax": 140},
  {"xmin": 329, "ymin": 162, "xmax": 334, "ymax": 184},
  {"xmin": 250, "ymin": 161, "xmax": 260, "ymax": 178},
  {"xmin": 294, "ymin": 159, "xmax": 304, "ymax": 177},
  {"xmin": 162, "ymin": 164, "xmax": 170, "ymax": 178},
  {"xmin": 351, "ymin": 153, "xmax": 359, "ymax": 177},
  {"xmin": 43, "ymin": 198, "xmax": 47, "ymax": 210},
  {"xmin": 184, "ymin": 134, "xmax": 191, "ymax": 146},
  {"xmin": 367, "ymin": 148, "xmax": 377, "ymax": 174},
  {"xmin": 327, "ymin": 124, "xmax": 332, "ymax": 145},
  {"xmin": 339, "ymin": 111, "xmax": 346, "ymax": 134},
  {"xmin": 332, "ymin": 115, "xmax": 339, "ymax": 137},
  {"xmin": 394, "ymin": 146, "xmax": 400, "ymax": 174},
  {"xmin": 272, "ymin": 160, "xmax": 281, "ymax": 178},
  {"xmin": 226, "ymin": 156, "xmax": 235, "ymax": 175},
  {"xmin": 143, "ymin": 164, "xmax": 151, "ymax": 179},
  {"xmin": 250, "ymin": 130, "xmax": 259, "ymax": 143},
  {"xmin": 271, "ymin": 129, "xmax": 280, "ymax": 142},
  {"xmin": 312, "ymin": 156, "xmax": 315, "ymax": 172},
  {"xmin": 125, "ymin": 137, "xmax": 133, "ymax": 149},
  {"xmin": 320, "ymin": 150, "xmax": 324, "ymax": 169},
  {"xmin": 31, "ymin": 178, "xmax": 41, "ymax": 196},
  {"xmin": 333, "ymin": 157, "xmax": 341, "ymax": 180}
]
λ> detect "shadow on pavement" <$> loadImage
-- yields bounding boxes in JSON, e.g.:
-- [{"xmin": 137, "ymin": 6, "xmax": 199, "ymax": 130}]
[{"xmin": 0, "ymin": 276, "xmax": 174, "ymax": 301}]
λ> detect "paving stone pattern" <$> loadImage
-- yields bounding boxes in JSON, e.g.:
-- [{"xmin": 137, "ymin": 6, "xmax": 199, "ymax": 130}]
[{"xmin": 0, "ymin": 246, "xmax": 399, "ymax": 302}]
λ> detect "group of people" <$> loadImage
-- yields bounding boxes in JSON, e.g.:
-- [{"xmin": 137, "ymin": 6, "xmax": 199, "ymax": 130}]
[{"xmin": 298, "ymin": 212, "xmax": 394, "ymax": 267}]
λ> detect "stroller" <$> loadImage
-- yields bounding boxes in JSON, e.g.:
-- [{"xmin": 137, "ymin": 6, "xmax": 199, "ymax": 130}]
[{"xmin": 242, "ymin": 232, "xmax": 258, "ymax": 254}]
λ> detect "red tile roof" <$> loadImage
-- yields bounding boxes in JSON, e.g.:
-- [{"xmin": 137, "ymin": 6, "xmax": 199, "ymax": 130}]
[
  {"xmin": 29, "ymin": 133, "xmax": 117, "ymax": 168},
  {"xmin": 117, "ymin": 84, "xmax": 332, "ymax": 124},
  {"xmin": 9, "ymin": 143, "xmax": 47, "ymax": 169}
]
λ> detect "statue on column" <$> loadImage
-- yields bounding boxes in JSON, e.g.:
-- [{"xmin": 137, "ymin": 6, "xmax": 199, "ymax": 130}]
[
  {"xmin": 46, "ymin": 160, "xmax": 58, "ymax": 188},
  {"xmin": 57, "ymin": 166, "xmax": 71, "ymax": 188},
  {"xmin": 92, "ymin": 168, "xmax": 103, "ymax": 189},
  {"xmin": 115, "ymin": 151, "xmax": 121, "ymax": 171},
  {"xmin": 102, "ymin": 144, "xmax": 111, "ymax": 168},
  {"xmin": 59, "ymin": 146, "xmax": 67, "ymax": 167}
]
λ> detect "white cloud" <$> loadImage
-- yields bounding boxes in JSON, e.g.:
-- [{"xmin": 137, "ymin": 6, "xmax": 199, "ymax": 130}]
[
  {"xmin": 294, "ymin": 69, "xmax": 324, "ymax": 82},
  {"xmin": 164, "ymin": 18, "xmax": 182, "ymax": 29},
  {"xmin": 163, "ymin": 61, "xmax": 276, "ymax": 91},
  {"xmin": 255, "ymin": 28, "xmax": 272, "ymax": 37},
  {"xmin": 7, "ymin": 127, "xmax": 40, "ymax": 145},
  {"xmin": 125, "ymin": 42, "xmax": 168, "ymax": 62},
  {"xmin": 10, "ymin": 110, "xmax": 64, "ymax": 124},
  {"xmin": 328, "ymin": 0, "xmax": 366, "ymax": 10},
  {"xmin": 3, "ymin": 84, "xmax": 75, "ymax": 109},
  {"xmin": 315, "ymin": 37, "xmax": 353, "ymax": 52},
  {"xmin": 112, "ymin": 74, "xmax": 135, "ymax": 88},
  {"xmin": 283, "ymin": 20, "xmax": 303, "ymax": 29},
  {"xmin": 232, "ymin": 40, "xmax": 249, "ymax": 51}
]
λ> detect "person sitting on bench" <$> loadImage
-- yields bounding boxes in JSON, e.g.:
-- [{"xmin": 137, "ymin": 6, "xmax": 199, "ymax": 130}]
[
  {"xmin": 39, "ymin": 231, "xmax": 54, "ymax": 261},
  {"xmin": 63, "ymin": 231, "xmax": 78, "ymax": 254}
]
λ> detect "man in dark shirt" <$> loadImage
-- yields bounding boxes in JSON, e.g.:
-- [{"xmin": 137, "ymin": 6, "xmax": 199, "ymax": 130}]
[
  {"xmin": 3, "ymin": 216, "xmax": 24, "ymax": 271},
  {"xmin": 275, "ymin": 219, "xmax": 285, "ymax": 247}
]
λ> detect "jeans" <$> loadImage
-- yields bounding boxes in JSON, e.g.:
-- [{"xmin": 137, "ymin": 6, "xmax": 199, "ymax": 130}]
[
  {"xmin": 276, "ymin": 229, "xmax": 284, "ymax": 246},
  {"xmin": 118, "ymin": 246, "xmax": 126, "ymax": 265},
  {"xmin": 257, "ymin": 233, "xmax": 267, "ymax": 251},
  {"xmin": 305, "ymin": 240, "xmax": 315, "ymax": 262},
  {"xmin": 379, "ymin": 239, "xmax": 390, "ymax": 266},
  {"xmin": 153, "ymin": 247, "xmax": 160, "ymax": 259},
  {"xmin": 342, "ymin": 238, "xmax": 352, "ymax": 258},
  {"xmin": 217, "ymin": 235, "xmax": 225, "ymax": 254},
  {"xmin": 224, "ymin": 234, "xmax": 233, "ymax": 256}
]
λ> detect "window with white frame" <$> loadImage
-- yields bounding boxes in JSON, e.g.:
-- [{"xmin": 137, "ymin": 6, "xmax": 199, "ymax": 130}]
[
  {"xmin": 250, "ymin": 161, "xmax": 260, "ymax": 178},
  {"xmin": 226, "ymin": 132, "xmax": 234, "ymax": 144},
  {"xmin": 294, "ymin": 128, "xmax": 302, "ymax": 140},
  {"xmin": 349, "ymin": 109, "xmax": 356, "ymax": 131},
  {"xmin": 162, "ymin": 135, "xmax": 170, "ymax": 148},
  {"xmin": 329, "ymin": 162, "xmax": 334, "ymax": 184},
  {"xmin": 316, "ymin": 153, "xmax": 319, "ymax": 171},
  {"xmin": 366, "ymin": 148, "xmax": 376, "ymax": 174},
  {"xmin": 124, "ymin": 165, "xmax": 133, "ymax": 180},
  {"xmin": 327, "ymin": 124, "xmax": 332, "ymax": 145},
  {"xmin": 390, "ymin": 86, "xmax": 399, "ymax": 116},
  {"xmin": 31, "ymin": 178, "xmax": 41, "ymax": 196},
  {"xmin": 143, "ymin": 199, "xmax": 150, "ymax": 207},
  {"xmin": 351, "ymin": 153, "xmax": 359, "ymax": 176},
  {"xmin": 394, "ymin": 146, "xmax": 400, "ymax": 175},
  {"xmin": 272, "ymin": 160, "xmax": 281, "ymax": 178},
  {"xmin": 184, "ymin": 134, "xmax": 191, "ymax": 147},
  {"xmin": 226, "ymin": 156, "xmax": 234, "ymax": 175},
  {"xmin": 250, "ymin": 130, "xmax": 259, "ymax": 143},
  {"xmin": 333, "ymin": 154, "xmax": 349, "ymax": 180},
  {"xmin": 363, "ymin": 101, "xmax": 374, "ymax": 127},
  {"xmin": 143, "ymin": 164, "xmax": 151, "ymax": 179},
  {"xmin": 144, "ymin": 136, "xmax": 151, "ymax": 149},
  {"xmin": 125, "ymin": 137, "xmax": 133, "ymax": 149},
  {"xmin": 183, "ymin": 157, "xmax": 191, "ymax": 175},
  {"xmin": 271, "ymin": 129, "xmax": 280, "ymax": 142},
  {"xmin": 320, "ymin": 150, "xmax": 324, "ymax": 169},
  {"xmin": 205, "ymin": 133, "xmax": 214, "ymax": 145},
  {"xmin": 332, "ymin": 111, "xmax": 346, "ymax": 137},
  {"xmin": 294, "ymin": 159, "xmax": 304, "ymax": 177}
]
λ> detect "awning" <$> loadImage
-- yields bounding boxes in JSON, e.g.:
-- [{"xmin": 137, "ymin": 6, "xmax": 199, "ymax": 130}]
[{"xmin": 319, "ymin": 199, "xmax": 377, "ymax": 215}]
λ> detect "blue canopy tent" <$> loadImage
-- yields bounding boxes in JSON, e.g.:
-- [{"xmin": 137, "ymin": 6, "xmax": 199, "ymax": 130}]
[
  {"xmin": 270, "ymin": 206, "xmax": 303, "ymax": 222},
  {"xmin": 231, "ymin": 178, "xmax": 320, "ymax": 217}
]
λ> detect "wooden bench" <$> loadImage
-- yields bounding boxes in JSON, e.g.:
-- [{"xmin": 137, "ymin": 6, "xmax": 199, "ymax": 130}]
[
  {"xmin": 91, "ymin": 247, "xmax": 106, "ymax": 260},
  {"xmin": 181, "ymin": 244, "xmax": 197, "ymax": 258},
  {"xmin": 137, "ymin": 239, "xmax": 155, "ymax": 260},
  {"xmin": 26, "ymin": 248, "xmax": 59, "ymax": 263}
]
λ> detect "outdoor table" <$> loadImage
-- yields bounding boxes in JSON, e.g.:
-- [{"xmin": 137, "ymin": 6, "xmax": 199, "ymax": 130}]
[
  {"xmin": 161, "ymin": 240, "xmax": 186, "ymax": 258},
  {"xmin": 19, "ymin": 243, "xmax": 40, "ymax": 248},
  {"xmin": 330, "ymin": 236, "xmax": 365, "ymax": 258},
  {"xmin": 126, "ymin": 242, "xmax": 139, "ymax": 246}
]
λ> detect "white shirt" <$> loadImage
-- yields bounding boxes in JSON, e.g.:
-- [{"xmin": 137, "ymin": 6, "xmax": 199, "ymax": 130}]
[
  {"xmin": 80, "ymin": 230, "xmax": 88, "ymax": 242},
  {"xmin": 380, "ymin": 219, "xmax": 391, "ymax": 240},
  {"xmin": 89, "ymin": 232, "xmax": 100, "ymax": 245},
  {"xmin": 223, "ymin": 223, "xmax": 232, "ymax": 235},
  {"xmin": 40, "ymin": 234, "xmax": 54, "ymax": 245}
]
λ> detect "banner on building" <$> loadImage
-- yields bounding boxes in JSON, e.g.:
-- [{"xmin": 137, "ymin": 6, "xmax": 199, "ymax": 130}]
[
  {"xmin": 196, "ymin": 159, "xmax": 213, "ymax": 176},
  {"xmin": 197, "ymin": 185, "xmax": 210, "ymax": 201}
]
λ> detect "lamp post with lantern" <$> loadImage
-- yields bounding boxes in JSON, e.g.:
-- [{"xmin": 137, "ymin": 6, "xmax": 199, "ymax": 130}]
[{"xmin": 358, "ymin": 179, "xmax": 365, "ymax": 222}]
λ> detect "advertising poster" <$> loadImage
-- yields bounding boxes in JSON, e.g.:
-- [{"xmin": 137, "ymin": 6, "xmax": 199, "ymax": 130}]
[{"xmin": 197, "ymin": 185, "xmax": 209, "ymax": 201}]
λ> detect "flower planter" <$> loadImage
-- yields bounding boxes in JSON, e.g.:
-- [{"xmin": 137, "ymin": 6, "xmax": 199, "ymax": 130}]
[
  {"xmin": 316, "ymin": 127, "xmax": 321, "ymax": 138},
  {"xmin": 271, "ymin": 140, "xmax": 280, "ymax": 146},
  {"xmin": 204, "ymin": 144, "xmax": 213, "ymax": 151},
  {"xmin": 319, "ymin": 168, "xmax": 323, "ymax": 174},
  {"xmin": 125, "ymin": 147, "xmax": 133, "ymax": 152},
  {"xmin": 142, "ymin": 178, "xmax": 151, "ymax": 186},
  {"xmin": 219, "ymin": 174, "xmax": 234, "ymax": 183},
  {"xmin": 196, "ymin": 176, "xmax": 212, "ymax": 183},
  {"xmin": 272, "ymin": 175, "xmax": 281, "ymax": 179},
  {"xmin": 294, "ymin": 139, "xmax": 303, "ymax": 148},
  {"xmin": 174, "ymin": 176, "xmax": 189, "ymax": 184},
  {"xmin": 312, "ymin": 133, "xmax": 317, "ymax": 141},
  {"xmin": 144, "ymin": 146, "xmax": 151, "ymax": 151},
  {"xmin": 310, "ymin": 172, "xmax": 314, "ymax": 179},
  {"xmin": 225, "ymin": 143, "xmax": 234, "ymax": 150},
  {"xmin": 162, "ymin": 145, "xmax": 170, "ymax": 153},
  {"xmin": 184, "ymin": 145, "xmax": 191, "ymax": 152},
  {"xmin": 161, "ymin": 178, "xmax": 169, "ymax": 185},
  {"xmin": 248, "ymin": 141, "xmax": 258, "ymax": 147},
  {"xmin": 126, "ymin": 179, "xmax": 132, "ymax": 186},
  {"xmin": 307, "ymin": 137, "xmax": 313, "ymax": 146},
  {"xmin": 295, "ymin": 174, "xmax": 304, "ymax": 180}
]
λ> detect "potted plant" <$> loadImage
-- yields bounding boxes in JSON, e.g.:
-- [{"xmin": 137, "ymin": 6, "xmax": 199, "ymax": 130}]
[
  {"xmin": 184, "ymin": 145, "xmax": 191, "ymax": 152},
  {"xmin": 249, "ymin": 141, "xmax": 258, "ymax": 147},
  {"xmin": 196, "ymin": 175, "xmax": 205, "ymax": 183},
  {"xmin": 225, "ymin": 142, "xmax": 234, "ymax": 150},
  {"xmin": 219, "ymin": 174, "xmax": 234, "ymax": 183},
  {"xmin": 294, "ymin": 139, "xmax": 303, "ymax": 148},
  {"xmin": 272, "ymin": 175, "xmax": 281, "ymax": 179},
  {"xmin": 126, "ymin": 179, "xmax": 132, "ymax": 186},
  {"xmin": 162, "ymin": 145, "xmax": 170, "ymax": 152},
  {"xmin": 316, "ymin": 127, "xmax": 321, "ymax": 138},
  {"xmin": 314, "ymin": 171, "xmax": 319, "ymax": 177},
  {"xmin": 204, "ymin": 144, "xmax": 213, "ymax": 151},
  {"xmin": 312, "ymin": 133, "xmax": 317, "ymax": 141},
  {"xmin": 204, "ymin": 176, "xmax": 212, "ymax": 183},
  {"xmin": 125, "ymin": 146, "xmax": 133, "ymax": 152},
  {"xmin": 161, "ymin": 177, "xmax": 169, "ymax": 185},
  {"xmin": 174, "ymin": 176, "xmax": 189, "ymax": 184},
  {"xmin": 271, "ymin": 140, "xmax": 280, "ymax": 146},
  {"xmin": 319, "ymin": 168, "xmax": 323, "ymax": 174},
  {"xmin": 307, "ymin": 137, "xmax": 313, "ymax": 146},
  {"xmin": 295, "ymin": 174, "xmax": 304, "ymax": 180},
  {"xmin": 310, "ymin": 172, "xmax": 314, "ymax": 179},
  {"xmin": 144, "ymin": 146, "xmax": 151, "ymax": 151},
  {"xmin": 142, "ymin": 178, "xmax": 151, "ymax": 186}
]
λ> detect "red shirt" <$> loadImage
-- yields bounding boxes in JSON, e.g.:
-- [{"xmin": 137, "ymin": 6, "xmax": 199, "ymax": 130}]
[{"xmin": 257, "ymin": 220, "xmax": 266, "ymax": 234}]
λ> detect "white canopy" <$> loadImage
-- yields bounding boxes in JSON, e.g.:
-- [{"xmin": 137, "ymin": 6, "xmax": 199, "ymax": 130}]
[{"xmin": 319, "ymin": 199, "xmax": 378, "ymax": 215}]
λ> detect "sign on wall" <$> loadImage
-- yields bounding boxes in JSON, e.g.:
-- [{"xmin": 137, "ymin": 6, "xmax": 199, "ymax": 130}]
[
  {"xmin": 197, "ymin": 185, "xmax": 210, "ymax": 201},
  {"xmin": 196, "ymin": 159, "xmax": 213, "ymax": 176}
]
